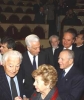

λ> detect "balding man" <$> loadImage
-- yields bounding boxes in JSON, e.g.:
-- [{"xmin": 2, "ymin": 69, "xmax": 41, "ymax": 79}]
[
  {"xmin": 57, "ymin": 49, "xmax": 84, "ymax": 100},
  {"xmin": 54, "ymin": 29, "xmax": 84, "ymax": 72}
]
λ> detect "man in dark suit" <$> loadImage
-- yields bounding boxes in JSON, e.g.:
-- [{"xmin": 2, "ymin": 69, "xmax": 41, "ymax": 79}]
[
  {"xmin": 75, "ymin": 32, "xmax": 84, "ymax": 51},
  {"xmin": 45, "ymin": 35, "xmax": 60, "ymax": 67},
  {"xmin": 0, "ymin": 50, "xmax": 26, "ymax": 100},
  {"xmin": 20, "ymin": 34, "xmax": 48, "ymax": 99},
  {"xmin": 34, "ymin": 6, "xmax": 45, "ymax": 24},
  {"xmin": 57, "ymin": 49, "xmax": 84, "ymax": 100},
  {"xmin": 54, "ymin": 29, "xmax": 84, "ymax": 72}
]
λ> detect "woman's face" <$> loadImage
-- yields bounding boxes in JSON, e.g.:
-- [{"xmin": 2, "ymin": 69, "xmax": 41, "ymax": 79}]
[{"xmin": 33, "ymin": 75, "xmax": 49, "ymax": 93}]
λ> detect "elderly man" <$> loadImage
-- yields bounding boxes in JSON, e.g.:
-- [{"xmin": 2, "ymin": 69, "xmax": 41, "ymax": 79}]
[
  {"xmin": 45, "ymin": 35, "xmax": 60, "ymax": 67},
  {"xmin": 0, "ymin": 50, "xmax": 27, "ymax": 100},
  {"xmin": 57, "ymin": 49, "xmax": 84, "ymax": 100},
  {"xmin": 20, "ymin": 34, "xmax": 48, "ymax": 98},
  {"xmin": 54, "ymin": 29, "xmax": 84, "ymax": 72}
]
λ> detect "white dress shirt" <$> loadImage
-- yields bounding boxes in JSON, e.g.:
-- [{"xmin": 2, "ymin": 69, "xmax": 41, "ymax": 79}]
[
  {"xmin": 64, "ymin": 64, "xmax": 73, "ymax": 76},
  {"xmin": 63, "ymin": 45, "xmax": 72, "ymax": 50},
  {"xmin": 6, "ymin": 75, "xmax": 20, "ymax": 97},
  {"xmin": 28, "ymin": 51, "xmax": 38, "ymax": 69}
]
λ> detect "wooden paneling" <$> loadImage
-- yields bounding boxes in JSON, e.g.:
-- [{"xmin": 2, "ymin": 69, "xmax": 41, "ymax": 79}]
[
  {"xmin": 63, "ymin": 25, "xmax": 84, "ymax": 33},
  {"xmin": 0, "ymin": 23, "xmax": 49, "ymax": 38}
]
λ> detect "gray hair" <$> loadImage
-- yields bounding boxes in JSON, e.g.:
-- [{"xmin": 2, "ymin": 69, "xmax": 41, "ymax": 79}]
[
  {"xmin": 62, "ymin": 49, "xmax": 74, "ymax": 59},
  {"xmin": 49, "ymin": 35, "xmax": 59, "ymax": 42},
  {"xmin": 25, "ymin": 34, "xmax": 40, "ymax": 47},
  {"xmin": 2, "ymin": 50, "xmax": 22, "ymax": 64}
]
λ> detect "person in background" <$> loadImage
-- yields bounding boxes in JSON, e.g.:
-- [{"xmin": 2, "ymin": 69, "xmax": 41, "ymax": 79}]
[
  {"xmin": 62, "ymin": 8, "xmax": 78, "ymax": 26},
  {"xmin": 34, "ymin": 6, "xmax": 45, "ymax": 24},
  {"xmin": 0, "ymin": 36, "xmax": 16, "ymax": 55},
  {"xmin": 75, "ymin": 30, "xmax": 84, "ymax": 51},
  {"xmin": 57, "ymin": 49, "xmax": 84, "ymax": 100},
  {"xmin": 19, "ymin": 34, "xmax": 49, "ymax": 99},
  {"xmin": 44, "ymin": 0, "xmax": 55, "ymax": 37},
  {"xmin": 33, "ymin": 0, "xmax": 42, "ymax": 14},
  {"xmin": 0, "ymin": 50, "xmax": 27, "ymax": 100},
  {"xmin": 15, "ymin": 64, "xmax": 62, "ymax": 100},
  {"xmin": 45, "ymin": 35, "xmax": 60, "ymax": 67}
]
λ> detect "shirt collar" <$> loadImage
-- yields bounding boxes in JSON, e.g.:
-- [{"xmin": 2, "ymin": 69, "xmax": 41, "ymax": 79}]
[
  {"xmin": 28, "ymin": 51, "xmax": 33, "ymax": 57},
  {"xmin": 76, "ymin": 44, "xmax": 83, "ymax": 47},
  {"xmin": 64, "ymin": 64, "xmax": 73, "ymax": 75},
  {"xmin": 64, "ymin": 45, "xmax": 72, "ymax": 50}
]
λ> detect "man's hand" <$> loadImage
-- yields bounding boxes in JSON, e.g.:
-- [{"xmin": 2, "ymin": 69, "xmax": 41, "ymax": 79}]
[
  {"xmin": 14, "ymin": 96, "xmax": 22, "ymax": 100},
  {"xmin": 15, "ymin": 96, "xmax": 29, "ymax": 100},
  {"xmin": 23, "ymin": 97, "xmax": 29, "ymax": 100}
]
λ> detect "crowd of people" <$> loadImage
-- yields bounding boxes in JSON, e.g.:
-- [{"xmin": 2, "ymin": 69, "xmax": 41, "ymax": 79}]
[
  {"xmin": 33, "ymin": 0, "xmax": 83, "ymax": 37},
  {"xmin": 0, "ymin": 28, "xmax": 84, "ymax": 100},
  {"xmin": 0, "ymin": 0, "xmax": 84, "ymax": 100}
]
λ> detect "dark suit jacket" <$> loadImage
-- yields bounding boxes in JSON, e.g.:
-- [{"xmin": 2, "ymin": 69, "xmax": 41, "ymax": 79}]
[
  {"xmin": 20, "ymin": 50, "xmax": 49, "ymax": 98},
  {"xmin": 54, "ymin": 45, "xmax": 84, "ymax": 73},
  {"xmin": 57, "ymin": 66, "xmax": 84, "ymax": 100},
  {"xmin": 30, "ymin": 87, "xmax": 62, "ymax": 100},
  {"xmin": 34, "ymin": 11, "xmax": 45, "ymax": 24},
  {"xmin": 77, "ymin": 45, "xmax": 84, "ymax": 51},
  {"xmin": 0, "ymin": 66, "xmax": 24, "ymax": 100},
  {"xmin": 45, "ymin": 47, "xmax": 55, "ymax": 67}
]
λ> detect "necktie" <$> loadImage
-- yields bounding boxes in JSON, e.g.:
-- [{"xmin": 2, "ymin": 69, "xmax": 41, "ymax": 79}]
[
  {"xmin": 33, "ymin": 56, "xmax": 36, "ymax": 69},
  {"xmin": 10, "ymin": 78, "xmax": 18, "ymax": 100},
  {"xmin": 61, "ymin": 70, "xmax": 65, "ymax": 78}
]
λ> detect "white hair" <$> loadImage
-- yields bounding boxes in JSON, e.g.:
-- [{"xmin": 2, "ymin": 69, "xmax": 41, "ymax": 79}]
[
  {"xmin": 2, "ymin": 50, "xmax": 22, "ymax": 64},
  {"xmin": 25, "ymin": 34, "xmax": 40, "ymax": 47},
  {"xmin": 62, "ymin": 49, "xmax": 74, "ymax": 59},
  {"xmin": 49, "ymin": 35, "xmax": 59, "ymax": 42}
]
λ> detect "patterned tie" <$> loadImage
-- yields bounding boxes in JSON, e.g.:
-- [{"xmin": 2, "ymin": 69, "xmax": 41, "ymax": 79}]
[
  {"xmin": 10, "ymin": 78, "xmax": 18, "ymax": 100},
  {"xmin": 33, "ymin": 56, "xmax": 36, "ymax": 70}
]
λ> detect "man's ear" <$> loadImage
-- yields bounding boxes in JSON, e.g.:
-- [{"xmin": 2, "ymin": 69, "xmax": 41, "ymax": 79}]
[
  {"xmin": 69, "ymin": 58, "xmax": 73, "ymax": 64},
  {"xmin": 27, "ymin": 46, "xmax": 30, "ymax": 51}
]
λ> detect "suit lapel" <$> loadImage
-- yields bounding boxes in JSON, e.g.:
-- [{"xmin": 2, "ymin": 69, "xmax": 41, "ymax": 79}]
[
  {"xmin": 1, "ymin": 69, "xmax": 12, "ymax": 100},
  {"xmin": 26, "ymin": 52, "xmax": 34, "ymax": 70},
  {"xmin": 58, "ymin": 66, "xmax": 74, "ymax": 84},
  {"xmin": 50, "ymin": 47, "xmax": 54, "ymax": 58},
  {"xmin": 38, "ymin": 53, "xmax": 41, "ymax": 66},
  {"xmin": 50, "ymin": 47, "xmax": 53, "ymax": 55}
]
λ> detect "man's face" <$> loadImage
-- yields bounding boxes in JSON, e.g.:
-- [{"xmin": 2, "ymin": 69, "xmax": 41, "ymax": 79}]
[
  {"xmin": 0, "ymin": 43, "xmax": 9, "ymax": 54},
  {"xmin": 27, "ymin": 41, "xmax": 40, "ymax": 56},
  {"xmin": 58, "ymin": 51, "xmax": 73, "ymax": 69},
  {"xmin": 3, "ymin": 57, "xmax": 20, "ymax": 77},
  {"xmin": 75, "ymin": 34, "xmax": 84, "ymax": 45},
  {"xmin": 62, "ymin": 32, "xmax": 74, "ymax": 48},
  {"xmin": 50, "ymin": 37, "xmax": 59, "ymax": 48}
]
